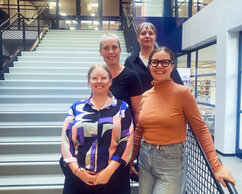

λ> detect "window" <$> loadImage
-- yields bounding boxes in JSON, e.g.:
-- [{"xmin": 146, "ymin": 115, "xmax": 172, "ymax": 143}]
[{"xmin": 182, "ymin": 44, "xmax": 216, "ymax": 134}]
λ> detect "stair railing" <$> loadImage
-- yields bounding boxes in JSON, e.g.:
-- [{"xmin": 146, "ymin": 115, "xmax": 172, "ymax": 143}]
[{"xmin": 0, "ymin": 2, "xmax": 50, "ymax": 79}]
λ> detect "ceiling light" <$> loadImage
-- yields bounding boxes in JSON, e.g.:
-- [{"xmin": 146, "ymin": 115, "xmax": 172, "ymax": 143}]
[
  {"xmin": 60, "ymin": 12, "xmax": 67, "ymax": 16},
  {"xmin": 92, "ymin": 3, "xmax": 98, "ymax": 7},
  {"xmin": 65, "ymin": 20, "xmax": 71, "ymax": 24}
]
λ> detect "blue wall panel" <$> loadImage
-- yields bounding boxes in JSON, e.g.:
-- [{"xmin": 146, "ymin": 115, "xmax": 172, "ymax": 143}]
[{"xmin": 135, "ymin": 17, "xmax": 187, "ymax": 53}]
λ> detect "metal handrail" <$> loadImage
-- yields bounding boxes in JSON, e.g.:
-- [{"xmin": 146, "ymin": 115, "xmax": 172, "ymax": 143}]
[
  {"xmin": 30, "ymin": 24, "xmax": 49, "ymax": 52},
  {"xmin": 0, "ymin": 12, "xmax": 18, "ymax": 29},
  {"xmin": 26, "ymin": 2, "xmax": 49, "ymax": 26},
  {"xmin": 0, "ymin": 2, "xmax": 49, "ymax": 31}
]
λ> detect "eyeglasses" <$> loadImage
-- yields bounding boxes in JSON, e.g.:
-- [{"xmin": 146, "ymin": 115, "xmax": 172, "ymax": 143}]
[
  {"xmin": 149, "ymin": 59, "xmax": 174, "ymax": 67},
  {"xmin": 89, "ymin": 76, "xmax": 110, "ymax": 82}
]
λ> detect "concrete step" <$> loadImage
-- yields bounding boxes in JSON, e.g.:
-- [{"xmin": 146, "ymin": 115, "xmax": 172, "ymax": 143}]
[
  {"xmin": 0, "ymin": 185, "xmax": 63, "ymax": 194},
  {"xmin": 40, "ymin": 39, "xmax": 126, "ymax": 44},
  {"xmin": 13, "ymin": 61, "xmax": 99, "ymax": 68},
  {"xmin": 0, "ymin": 95, "xmax": 86, "ymax": 104},
  {"xmin": 47, "ymin": 30, "xmax": 123, "ymax": 34},
  {"xmin": 0, "ymin": 103, "xmax": 70, "ymax": 112},
  {"xmin": 0, "ymin": 111, "xmax": 65, "ymax": 123},
  {"xmin": 17, "ymin": 55, "xmax": 127, "ymax": 62},
  {"xmin": 38, "ymin": 42, "xmax": 126, "ymax": 48},
  {"xmin": 0, "ymin": 162, "xmax": 63, "ymax": 185},
  {"xmin": 0, "ymin": 80, "xmax": 88, "ymax": 87},
  {"xmin": 4, "ymin": 73, "xmax": 90, "ymax": 80},
  {"xmin": 0, "ymin": 125, "xmax": 61, "ymax": 141},
  {"xmin": 0, "ymin": 142, "xmax": 61, "ymax": 161},
  {"xmin": 0, "ymin": 87, "xmax": 91, "ymax": 95},
  {"xmin": 36, "ymin": 46, "xmax": 129, "ymax": 53},
  {"xmin": 8, "ymin": 67, "xmax": 89, "ymax": 74},
  {"xmin": 21, "ymin": 51, "xmax": 129, "ymax": 58},
  {"xmin": 43, "ymin": 34, "xmax": 125, "ymax": 40}
]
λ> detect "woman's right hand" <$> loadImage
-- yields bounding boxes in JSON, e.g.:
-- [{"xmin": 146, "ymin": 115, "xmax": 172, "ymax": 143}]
[
  {"xmin": 75, "ymin": 169, "xmax": 97, "ymax": 185},
  {"xmin": 130, "ymin": 161, "xmax": 139, "ymax": 176}
]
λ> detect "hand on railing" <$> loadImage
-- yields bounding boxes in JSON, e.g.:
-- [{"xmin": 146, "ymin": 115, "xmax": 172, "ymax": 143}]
[{"xmin": 225, "ymin": 180, "xmax": 238, "ymax": 194}]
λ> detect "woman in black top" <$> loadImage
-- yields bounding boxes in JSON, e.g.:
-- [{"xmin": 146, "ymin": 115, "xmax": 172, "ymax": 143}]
[
  {"xmin": 99, "ymin": 32, "xmax": 142, "ymax": 126},
  {"xmin": 99, "ymin": 32, "xmax": 143, "ymax": 194},
  {"xmin": 125, "ymin": 22, "xmax": 183, "ymax": 93}
]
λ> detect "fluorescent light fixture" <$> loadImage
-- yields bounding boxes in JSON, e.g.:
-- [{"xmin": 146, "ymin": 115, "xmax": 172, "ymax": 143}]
[
  {"xmin": 60, "ymin": 12, "xmax": 67, "ymax": 16},
  {"xmin": 49, "ymin": 2, "xmax": 61, "ymax": 7},
  {"xmin": 92, "ymin": 3, "xmax": 98, "ymax": 7},
  {"xmin": 93, "ymin": 21, "xmax": 99, "ymax": 25},
  {"xmin": 65, "ymin": 20, "xmax": 71, "ymax": 24},
  {"xmin": 91, "ymin": 13, "xmax": 95, "ymax": 16},
  {"xmin": 81, "ymin": 20, "xmax": 92, "ymax": 24},
  {"xmin": 72, "ymin": 20, "xmax": 77, "ymax": 24}
]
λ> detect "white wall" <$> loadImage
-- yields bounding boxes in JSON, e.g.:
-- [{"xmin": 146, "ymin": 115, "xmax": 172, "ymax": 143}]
[{"xmin": 182, "ymin": 0, "xmax": 242, "ymax": 154}]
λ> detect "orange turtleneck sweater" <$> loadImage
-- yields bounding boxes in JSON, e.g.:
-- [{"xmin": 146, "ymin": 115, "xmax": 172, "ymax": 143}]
[{"xmin": 132, "ymin": 80, "xmax": 222, "ymax": 173}]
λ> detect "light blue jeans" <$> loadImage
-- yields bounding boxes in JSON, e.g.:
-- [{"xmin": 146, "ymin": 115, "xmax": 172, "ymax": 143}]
[{"xmin": 138, "ymin": 141, "xmax": 186, "ymax": 194}]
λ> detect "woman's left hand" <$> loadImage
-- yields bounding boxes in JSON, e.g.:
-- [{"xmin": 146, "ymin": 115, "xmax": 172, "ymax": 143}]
[
  {"xmin": 93, "ymin": 160, "xmax": 120, "ymax": 185},
  {"xmin": 93, "ymin": 168, "xmax": 112, "ymax": 185},
  {"xmin": 214, "ymin": 166, "xmax": 236, "ymax": 187}
]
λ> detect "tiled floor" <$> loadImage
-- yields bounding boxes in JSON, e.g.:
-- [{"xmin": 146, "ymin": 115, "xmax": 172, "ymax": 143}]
[{"xmin": 219, "ymin": 155, "xmax": 242, "ymax": 193}]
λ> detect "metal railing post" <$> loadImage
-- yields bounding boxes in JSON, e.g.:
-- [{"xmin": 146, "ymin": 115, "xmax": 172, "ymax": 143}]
[
  {"xmin": 38, "ymin": 11, "xmax": 40, "ymax": 39},
  {"xmin": 22, "ymin": 17, "xmax": 26, "ymax": 51},
  {"xmin": 0, "ymin": 30, "xmax": 3, "ymax": 71}
]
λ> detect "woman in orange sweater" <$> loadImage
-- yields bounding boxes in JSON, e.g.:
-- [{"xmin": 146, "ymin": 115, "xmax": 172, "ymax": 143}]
[{"xmin": 130, "ymin": 46, "xmax": 235, "ymax": 194}]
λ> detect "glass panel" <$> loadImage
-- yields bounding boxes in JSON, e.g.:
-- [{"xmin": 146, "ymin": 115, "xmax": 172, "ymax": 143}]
[
  {"xmin": 197, "ymin": 44, "xmax": 216, "ymax": 74},
  {"xmin": 240, "ymin": 114, "xmax": 242, "ymax": 149},
  {"xmin": 241, "ymin": 76, "xmax": 242, "ymax": 110},
  {"xmin": 178, "ymin": 0, "xmax": 188, "ymax": 17},
  {"xmin": 191, "ymin": 51, "xmax": 196, "ymax": 76},
  {"xmin": 134, "ymin": 0, "xmax": 164, "ymax": 17},
  {"xmin": 177, "ymin": 55, "xmax": 187, "ymax": 68},
  {"xmin": 81, "ymin": 0, "xmax": 98, "ymax": 16},
  {"xmin": 198, "ymin": 104, "xmax": 215, "ymax": 134},
  {"xmin": 190, "ymin": 77, "xmax": 196, "ymax": 96},
  {"xmin": 102, "ymin": 21, "xmax": 120, "ymax": 31},
  {"xmin": 81, "ymin": 20, "xmax": 99, "ymax": 30},
  {"xmin": 196, "ymin": 76, "xmax": 216, "ymax": 105}
]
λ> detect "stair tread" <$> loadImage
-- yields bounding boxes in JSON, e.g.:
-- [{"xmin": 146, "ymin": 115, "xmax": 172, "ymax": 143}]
[
  {"xmin": 0, "ymin": 122, "xmax": 63, "ymax": 126},
  {"xmin": 0, "ymin": 154, "xmax": 61, "ymax": 163},
  {"xmin": 0, "ymin": 104, "xmax": 70, "ymax": 112},
  {"xmin": 0, "ymin": 175, "xmax": 64, "ymax": 186},
  {"xmin": 0, "ymin": 136, "xmax": 61, "ymax": 143}
]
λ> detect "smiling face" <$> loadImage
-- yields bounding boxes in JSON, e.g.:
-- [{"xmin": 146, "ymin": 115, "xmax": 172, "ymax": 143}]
[
  {"xmin": 88, "ymin": 66, "xmax": 112, "ymax": 96},
  {"xmin": 137, "ymin": 27, "xmax": 156, "ymax": 49},
  {"xmin": 149, "ymin": 50, "xmax": 174, "ymax": 83},
  {"xmin": 99, "ymin": 37, "xmax": 121, "ymax": 66}
]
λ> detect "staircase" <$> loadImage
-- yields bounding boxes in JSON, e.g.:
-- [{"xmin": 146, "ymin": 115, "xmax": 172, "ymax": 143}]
[{"xmin": 0, "ymin": 30, "xmax": 129, "ymax": 194}]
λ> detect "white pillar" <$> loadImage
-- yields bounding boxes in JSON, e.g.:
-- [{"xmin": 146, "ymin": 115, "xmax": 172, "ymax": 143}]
[{"xmin": 214, "ymin": 31, "xmax": 239, "ymax": 154}]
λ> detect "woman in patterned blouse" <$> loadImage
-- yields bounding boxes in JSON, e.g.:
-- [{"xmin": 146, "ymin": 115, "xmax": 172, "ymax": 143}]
[{"xmin": 60, "ymin": 64, "xmax": 134, "ymax": 194}]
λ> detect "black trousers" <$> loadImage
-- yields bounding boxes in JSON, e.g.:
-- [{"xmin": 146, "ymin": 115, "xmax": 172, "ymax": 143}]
[{"xmin": 60, "ymin": 157, "xmax": 130, "ymax": 194}]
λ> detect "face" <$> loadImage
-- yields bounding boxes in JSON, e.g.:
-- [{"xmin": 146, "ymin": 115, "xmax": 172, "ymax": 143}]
[
  {"xmin": 137, "ymin": 27, "xmax": 156, "ymax": 49},
  {"xmin": 149, "ymin": 51, "xmax": 174, "ymax": 83},
  {"xmin": 99, "ymin": 37, "xmax": 121, "ymax": 66},
  {"xmin": 88, "ymin": 67, "xmax": 112, "ymax": 95}
]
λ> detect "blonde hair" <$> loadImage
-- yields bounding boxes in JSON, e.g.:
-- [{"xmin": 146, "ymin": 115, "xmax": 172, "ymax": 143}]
[
  {"xmin": 99, "ymin": 32, "xmax": 121, "ymax": 49},
  {"xmin": 87, "ymin": 64, "xmax": 113, "ymax": 98}
]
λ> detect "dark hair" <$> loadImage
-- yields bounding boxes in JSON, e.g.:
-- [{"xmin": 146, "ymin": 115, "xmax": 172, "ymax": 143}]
[
  {"xmin": 137, "ymin": 22, "xmax": 157, "ymax": 36},
  {"xmin": 148, "ymin": 46, "xmax": 175, "ymax": 65},
  {"xmin": 88, "ymin": 64, "xmax": 113, "ymax": 98},
  {"xmin": 99, "ymin": 32, "xmax": 121, "ymax": 49}
]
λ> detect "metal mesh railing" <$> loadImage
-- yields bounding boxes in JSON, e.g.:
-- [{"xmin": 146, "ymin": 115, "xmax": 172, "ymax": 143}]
[{"xmin": 186, "ymin": 127, "xmax": 237, "ymax": 194}]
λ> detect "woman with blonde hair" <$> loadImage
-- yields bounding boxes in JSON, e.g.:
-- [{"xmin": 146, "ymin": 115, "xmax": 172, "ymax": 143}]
[{"xmin": 60, "ymin": 64, "xmax": 134, "ymax": 194}]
